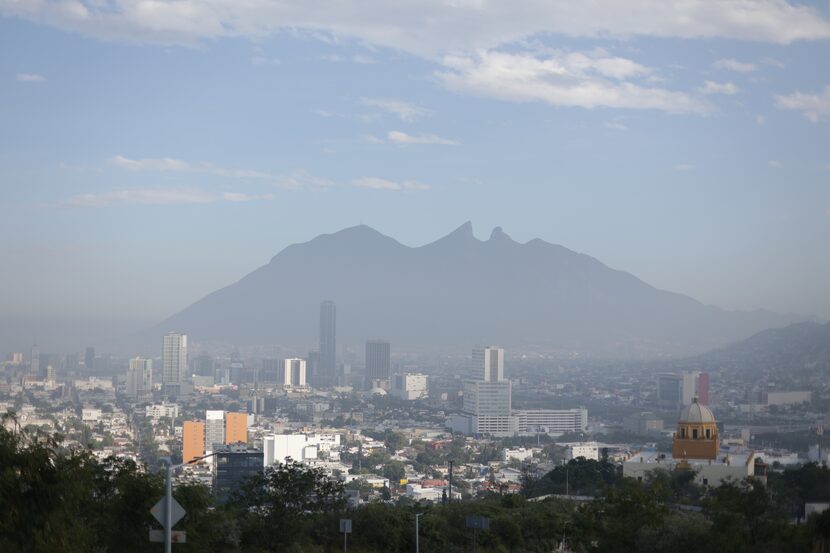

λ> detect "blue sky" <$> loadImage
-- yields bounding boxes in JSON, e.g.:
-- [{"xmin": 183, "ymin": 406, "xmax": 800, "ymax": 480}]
[{"xmin": 1, "ymin": 0, "xmax": 829, "ymax": 325}]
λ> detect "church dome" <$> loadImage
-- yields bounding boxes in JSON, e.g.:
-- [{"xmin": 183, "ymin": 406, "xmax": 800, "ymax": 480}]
[{"xmin": 678, "ymin": 398, "xmax": 716, "ymax": 424}]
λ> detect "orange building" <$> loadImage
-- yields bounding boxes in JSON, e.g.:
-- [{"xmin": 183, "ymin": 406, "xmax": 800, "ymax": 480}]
[
  {"xmin": 182, "ymin": 420, "xmax": 205, "ymax": 464},
  {"xmin": 225, "ymin": 412, "xmax": 248, "ymax": 445}
]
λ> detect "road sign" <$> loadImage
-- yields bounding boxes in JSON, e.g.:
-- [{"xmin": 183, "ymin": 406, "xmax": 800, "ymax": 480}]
[
  {"xmin": 465, "ymin": 516, "xmax": 490, "ymax": 530},
  {"xmin": 150, "ymin": 497, "xmax": 186, "ymax": 528},
  {"xmin": 339, "ymin": 519, "xmax": 352, "ymax": 533},
  {"xmin": 149, "ymin": 530, "xmax": 186, "ymax": 543}
]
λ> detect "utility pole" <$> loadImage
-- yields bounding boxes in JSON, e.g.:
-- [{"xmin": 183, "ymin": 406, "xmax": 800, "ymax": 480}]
[
  {"xmin": 415, "ymin": 513, "xmax": 422, "ymax": 553},
  {"xmin": 448, "ymin": 460, "xmax": 453, "ymax": 503}
]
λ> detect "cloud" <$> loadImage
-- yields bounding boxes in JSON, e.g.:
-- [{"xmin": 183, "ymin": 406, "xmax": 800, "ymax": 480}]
[
  {"xmin": 768, "ymin": 160, "xmax": 782, "ymax": 168},
  {"xmin": 712, "ymin": 58, "xmax": 757, "ymax": 73},
  {"xmin": 699, "ymin": 80, "xmax": 739, "ymax": 95},
  {"xmin": 2, "ymin": 1, "xmax": 829, "ymax": 52},
  {"xmin": 437, "ymin": 50, "xmax": 709, "ymax": 114},
  {"xmin": 63, "ymin": 187, "xmax": 274, "ymax": 207},
  {"xmin": 385, "ymin": 131, "xmax": 459, "ymax": 145},
  {"xmin": 604, "ymin": 121, "xmax": 628, "ymax": 130},
  {"xmin": 776, "ymin": 86, "xmax": 830, "ymax": 122},
  {"xmin": 111, "ymin": 154, "xmax": 274, "ymax": 180},
  {"xmin": 755, "ymin": 114, "xmax": 766, "ymax": 125},
  {"xmin": 761, "ymin": 57, "xmax": 785, "ymax": 69},
  {"xmin": 16, "ymin": 73, "xmax": 46, "ymax": 82},
  {"xmin": 674, "ymin": 164, "xmax": 695, "ymax": 171},
  {"xmin": 251, "ymin": 55, "xmax": 280, "ymax": 65},
  {"xmin": 351, "ymin": 177, "xmax": 430, "ymax": 191},
  {"xmin": 360, "ymin": 98, "xmax": 432, "ymax": 121}
]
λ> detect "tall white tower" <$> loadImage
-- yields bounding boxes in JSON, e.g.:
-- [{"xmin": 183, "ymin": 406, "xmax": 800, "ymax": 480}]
[{"xmin": 162, "ymin": 332, "xmax": 187, "ymax": 388}]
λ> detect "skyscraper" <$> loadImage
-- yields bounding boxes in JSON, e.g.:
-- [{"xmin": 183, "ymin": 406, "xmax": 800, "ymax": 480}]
[
  {"xmin": 84, "ymin": 346, "xmax": 95, "ymax": 372},
  {"xmin": 316, "ymin": 300, "xmax": 336, "ymax": 388},
  {"xmin": 162, "ymin": 332, "xmax": 188, "ymax": 395},
  {"xmin": 126, "ymin": 357, "xmax": 153, "ymax": 399},
  {"xmin": 278, "ymin": 358, "xmax": 307, "ymax": 388},
  {"xmin": 30, "ymin": 343, "xmax": 39, "ymax": 377},
  {"xmin": 365, "ymin": 339, "xmax": 391, "ymax": 389},
  {"xmin": 471, "ymin": 347, "xmax": 504, "ymax": 382}
]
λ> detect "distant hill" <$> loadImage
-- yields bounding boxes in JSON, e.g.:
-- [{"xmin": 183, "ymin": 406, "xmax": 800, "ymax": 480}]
[
  {"xmin": 134, "ymin": 223, "xmax": 802, "ymax": 357},
  {"xmin": 689, "ymin": 321, "xmax": 830, "ymax": 376}
]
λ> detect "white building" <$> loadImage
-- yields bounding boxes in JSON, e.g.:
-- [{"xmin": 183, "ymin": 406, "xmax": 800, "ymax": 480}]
[
  {"xmin": 515, "ymin": 409, "xmax": 588, "ymax": 435},
  {"xmin": 278, "ymin": 358, "xmax": 307, "ymax": 388},
  {"xmin": 562, "ymin": 441, "xmax": 600, "ymax": 461},
  {"xmin": 82, "ymin": 408, "xmax": 102, "ymax": 423},
  {"xmin": 162, "ymin": 332, "xmax": 187, "ymax": 393},
  {"xmin": 263, "ymin": 432, "xmax": 341, "ymax": 466},
  {"xmin": 471, "ymin": 347, "xmax": 504, "ymax": 382},
  {"xmin": 392, "ymin": 373, "xmax": 428, "ymax": 400},
  {"xmin": 502, "ymin": 447, "xmax": 535, "ymax": 462},
  {"xmin": 205, "ymin": 410, "xmax": 225, "ymax": 451},
  {"xmin": 74, "ymin": 377, "xmax": 114, "ymax": 391},
  {"xmin": 623, "ymin": 449, "xmax": 760, "ymax": 487},
  {"xmin": 145, "ymin": 403, "xmax": 179, "ymax": 420},
  {"xmin": 126, "ymin": 357, "xmax": 153, "ymax": 399}
]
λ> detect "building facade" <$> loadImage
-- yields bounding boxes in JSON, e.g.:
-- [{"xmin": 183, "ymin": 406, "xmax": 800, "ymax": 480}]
[
  {"xmin": 225, "ymin": 412, "xmax": 249, "ymax": 445},
  {"xmin": 205, "ymin": 410, "xmax": 225, "ymax": 452},
  {"xmin": 183, "ymin": 420, "xmax": 205, "ymax": 464},
  {"xmin": 316, "ymin": 300, "xmax": 336, "ymax": 388},
  {"xmin": 365, "ymin": 340, "xmax": 391, "ymax": 389},
  {"xmin": 162, "ymin": 332, "xmax": 188, "ymax": 395}
]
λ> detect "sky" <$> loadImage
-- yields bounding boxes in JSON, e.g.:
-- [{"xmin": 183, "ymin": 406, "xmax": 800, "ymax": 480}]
[{"xmin": 1, "ymin": 0, "xmax": 829, "ymax": 330}]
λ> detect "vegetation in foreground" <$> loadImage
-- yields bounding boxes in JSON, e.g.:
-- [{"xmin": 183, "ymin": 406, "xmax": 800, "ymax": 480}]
[{"xmin": 3, "ymin": 418, "xmax": 830, "ymax": 553}]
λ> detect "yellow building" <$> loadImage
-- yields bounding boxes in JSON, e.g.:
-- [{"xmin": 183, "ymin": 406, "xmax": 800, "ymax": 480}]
[
  {"xmin": 225, "ymin": 412, "xmax": 248, "ymax": 445},
  {"xmin": 182, "ymin": 420, "xmax": 205, "ymax": 464},
  {"xmin": 671, "ymin": 397, "xmax": 719, "ymax": 460}
]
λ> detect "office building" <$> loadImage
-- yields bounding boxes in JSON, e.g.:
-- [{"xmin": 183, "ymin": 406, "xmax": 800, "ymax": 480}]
[
  {"xmin": 205, "ymin": 410, "xmax": 225, "ymax": 452},
  {"xmin": 30, "ymin": 344, "xmax": 39, "ymax": 377},
  {"xmin": 471, "ymin": 347, "xmax": 504, "ymax": 382},
  {"xmin": 393, "ymin": 373, "xmax": 428, "ymax": 400},
  {"xmin": 225, "ymin": 412, "xmax": 249, "ymax": 445},
  {"xmin": 658, "ymin": 371, "xmax": 706, "ymax": 409},
  {"xmin": 162, "ymin": 332, "xmax": 188, "ymax": 396},
  {"xmin": 213, "ymin": 444, "xmax": 263, "ymax": 502},
  {"xmin": 515, "ymin": 408, "xmax": 588, "ymax": 435},
  {"xmin": 262, "ymin": 432, "xmax": 341, "ymax": 466},
  {"xmin": 260, "ymin": 358, "xmax": 280, "ymax": 383},
  {"xmin": 126, "ymin": 357, "xmax": 153, "ymax": 399},
  {"xmin": 316, "ymin": 300, "xmax": 336, "ymax": 387},
  {"xmin": 182, "ymin": 421, "xmax": 205, "ymax": 463},
  {"xmin": 623, "ymin": 412, "xmax": 664, "ymax": 435},
  {"xmin": 145, "ymin": 403, "xmax": 179, "ymax": 420},
  {"xmin": 278, "ymin": 358, "xmax": 307, "ymax": 388},
  {"xmin": 365, "ymin": 339, "xmax": 391, "ymax": 389},
  {"xmin": 84, "ymin": 346, "xmax": 95, "ymax": 371}
]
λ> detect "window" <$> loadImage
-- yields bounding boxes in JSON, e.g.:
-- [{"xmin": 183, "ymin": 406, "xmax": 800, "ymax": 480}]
[
  {"xmin": 680, "ymin": 428, "xmax": 687, "ymax": 438},
  {"xmin": 702, "ymin": 478, "xmax": 708, "ymax": 486},
  {"xmin": 705, "ymin": 428, "xmax": 711, "ymax": 439},
  {"xmin": 692, "ymin": 428, "xmax": 699, "ymax": 439}
]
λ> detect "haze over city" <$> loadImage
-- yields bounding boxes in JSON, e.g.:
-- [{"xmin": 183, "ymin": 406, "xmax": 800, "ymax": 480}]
[
  {"xmin": 2, "ymin": 3, "xmax": 830, "ymax": 553},
  {"xmin": 2, "ymin": 0, "xmax": 830, "ymax": 349}
]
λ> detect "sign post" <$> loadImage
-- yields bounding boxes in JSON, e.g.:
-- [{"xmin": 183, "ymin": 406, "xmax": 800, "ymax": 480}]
[{"xmin": 339, "ymin": 519, "xmax": 352, "ymax": 553}]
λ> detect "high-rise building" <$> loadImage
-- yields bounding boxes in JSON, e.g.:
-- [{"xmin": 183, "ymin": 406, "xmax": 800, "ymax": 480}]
[
  {"xmin": 471, "ymin": 347, "xmax": 504, "ymax": 382},
  {"xmin": 316, "ymin": 300, "xmax": 336, "ymax": 388},
  {"xmin": 30, "ymin": 344, "xmax": 39, "ymax": 377},
  {"xmin": 182, "ymin": 420, "xmax": 205, "ymax": 463},
  {"xmin": 697, "ymin": 372, "xmax": 710, "ymax": 405},
  {"xmin": 658, "ymin": 371, "xmax": 704, "ymax": 409},
  {"xmin": 278, "ymin": 358, "xmax": 307, "ymax": 388},
  {"xmin": 225, "ymin": 412, "xmax": 249, "ymax": 445},
  {"xmin": 452, "ymin": 346, "xmax": 516, "ymax": 436},
  {"xmin": 162, "ymin": 332, "xmax": 188, "ymax": 395},
  {"xmin": 84, "ymin": 346, "xmax": 95, "ymax": 371},
  {"xmin": 205, "ymin": 410, "xmax": 225, "ymax": 452},
  {"xmin": 365, "ymin": 340, "xmax": 391, "ymax": 389},
  {"xmin": 126, "ymin": 357, "xmax": 153, "ymax": 399},
  {"xmin": 307, "ymin": 350, "xmax": 319, "ymax": 385}
]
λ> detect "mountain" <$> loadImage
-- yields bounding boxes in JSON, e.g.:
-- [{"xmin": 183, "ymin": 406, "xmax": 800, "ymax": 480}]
[
  {"xmin": 688, "ymin": 321, "xmax": 830, "ymax": 376},
  {"xmin": 138, "ymin": 223, "xmax": 803, "ymax": 356}
]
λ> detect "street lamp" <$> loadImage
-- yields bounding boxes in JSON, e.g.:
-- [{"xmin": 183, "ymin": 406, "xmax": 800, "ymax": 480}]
[
  {"xmin": 157, "ymin": 452, "xmax": 217, "ymax": 553},
  {"xmin": 415, "ymin": 513, "xmax": 423, "ymax": 553}
]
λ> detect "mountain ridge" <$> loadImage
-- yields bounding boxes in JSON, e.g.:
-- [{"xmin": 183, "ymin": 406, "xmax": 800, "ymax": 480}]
[{"xmin": 139, "ymin": 223, "xmax": 804, "ymax": 357}]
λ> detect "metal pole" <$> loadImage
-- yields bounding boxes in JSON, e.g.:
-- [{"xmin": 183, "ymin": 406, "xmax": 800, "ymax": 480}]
[
  {"xmin": 415, "ymin": 513, "xmax": 421, "ymax": 553},
  {"xmin": 343, "ymin": 531, "xmax": 347, "ymax": 553},
  {"xmin": 165, "ymin": 460, "xmax": 172, "ymax": 553}
]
